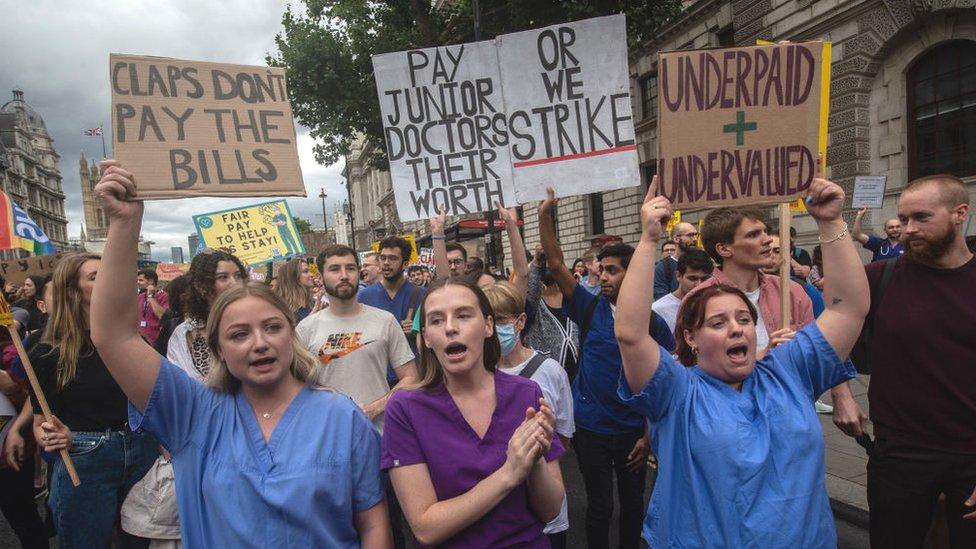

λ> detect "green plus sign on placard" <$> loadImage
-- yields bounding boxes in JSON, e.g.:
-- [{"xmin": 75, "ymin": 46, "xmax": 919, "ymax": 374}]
[{"xmin": 723, "ymin": 110, "xmax": 758, "ymax": 146}]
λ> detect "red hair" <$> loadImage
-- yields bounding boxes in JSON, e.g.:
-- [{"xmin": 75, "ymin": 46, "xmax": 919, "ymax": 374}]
[{"xmin": 675, "ymin": 284, "xmax": 757, "ymax": 366}]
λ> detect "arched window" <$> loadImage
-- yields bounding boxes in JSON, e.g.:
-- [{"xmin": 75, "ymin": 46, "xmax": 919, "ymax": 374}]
[{"xmin": 907, "ymin": 40, "xmax": 976, "ymax": 179}]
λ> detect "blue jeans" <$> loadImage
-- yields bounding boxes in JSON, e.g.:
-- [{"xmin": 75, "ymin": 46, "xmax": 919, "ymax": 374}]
[{"xmin": 49, "ymin": 428, "xmax": 157, "ymax": 548}]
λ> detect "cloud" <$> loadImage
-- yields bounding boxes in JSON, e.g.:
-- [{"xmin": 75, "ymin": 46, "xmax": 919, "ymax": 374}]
[{"xmin": 0, "ymin": 0, "xmax": 347, "ymax": 261}]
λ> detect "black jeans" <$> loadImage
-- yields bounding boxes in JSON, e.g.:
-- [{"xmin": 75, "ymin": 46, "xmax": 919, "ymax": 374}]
[
  {"xmin": 867, "ymin": 436, "xmax": 976, "ymax": 548},
  {"xmin": 385, "ymin": 474, "xmax": 407, "ymax": 549},
  {"xmin": 573, "ymin": 427, "xmax": 646, "ymax": 549},
  {"xmin": 0, "ymin": 456, "xmax": 48, "ymax": 549}
]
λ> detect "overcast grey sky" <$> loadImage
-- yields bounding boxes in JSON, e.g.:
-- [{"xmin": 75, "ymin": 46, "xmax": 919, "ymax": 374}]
[{"xmin": 0, "ymin": 0, "xmax": 347, "ymax": 261}]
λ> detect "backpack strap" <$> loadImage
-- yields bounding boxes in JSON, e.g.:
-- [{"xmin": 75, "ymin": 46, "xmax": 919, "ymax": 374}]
[
  {"xmin": 404, "ymin": 284, "xmax": 421, "ymax": 321},
  {"xmin": 518, "ymin": 353, "xmax": 548, "ymax": 379},
  {"xmin": 869, "ymin": 257, "xmax": 898, "ymax": 318}
]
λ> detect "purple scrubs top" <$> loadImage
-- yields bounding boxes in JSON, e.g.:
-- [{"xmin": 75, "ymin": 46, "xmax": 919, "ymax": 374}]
[{"xmin": 382, "ymin": 370, "xmax": 565, "ymax": 548}]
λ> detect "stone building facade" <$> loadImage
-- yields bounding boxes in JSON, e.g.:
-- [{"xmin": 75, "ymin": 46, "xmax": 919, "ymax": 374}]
[
  {"xmin": 347, "ymin": 1, "xmax": 976, "ymax": 268},
  {"xmin": 619, "ymin": 0, "xmax": 976, "ymax": 254},
  {"xmin": 0, "ymin": 90, "xmax": 69, "ymax": 258},
  {"xmin": 76, "ymin": 152, "xmax": 152, "ymax": 259},
  {"xmin": 344, "ymin": 133, "xmax": 427, "ymax": 252}
]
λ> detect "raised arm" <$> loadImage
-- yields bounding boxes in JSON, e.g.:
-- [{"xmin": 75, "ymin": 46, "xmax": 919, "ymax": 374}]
[
  {"xmin": 851, "ymin": 208, "xmax": 870, "ymax": 245},
  {"xmin": 809, "ymin": 165, "xmax": 870, "ymax": 359},
  {"xmin": 525, "ymin": 246, "xmax": 544, "ymax": 310},
  {"xmin": 89, "ymin": 160, "xmax": 162, "ymax": 411},
  {"xmin": 430, "ymin": 207, "xmax": 450, "ymax": 279},
  {"xmin": 615, "ymin": 177, "xmax": 672, "ymax": 393},
  {"xmin": 537, "ymin": 188, "xmax": 577, "ymax": 299},
  {"xmin": 497, "ymin": 202, "xmax": 528, "ymax": 297}
]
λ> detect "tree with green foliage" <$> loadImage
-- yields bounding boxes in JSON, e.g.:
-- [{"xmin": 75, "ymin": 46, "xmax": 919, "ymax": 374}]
[
  {"xmin": 270, "ymin": 0, "xmax": 681, "ymax": 168},
  {"xmin": 293, "ymin": 216, "xmax": 314, "ymax": 234}
]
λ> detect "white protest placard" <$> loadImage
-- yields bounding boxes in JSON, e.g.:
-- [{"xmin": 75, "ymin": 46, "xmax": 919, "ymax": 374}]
[
  {"xmin": 851, "ymin": 175, "xmax": 887, "ymax": 209},
  {"xmin": 373, "ymin": 41, "xmax": 514, "ymax": 222},
  {"xmin": 372, "ymin": 15, "xmax": 639, "ymax": 221},
  {"xmin": 497, "ymin": 14, "xmax": 639, "ymax": 202}
]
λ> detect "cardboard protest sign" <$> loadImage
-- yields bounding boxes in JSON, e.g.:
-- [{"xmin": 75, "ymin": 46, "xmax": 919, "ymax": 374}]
[
  {"xmin": 373, "ymin": 15, "xmax": 639, "ymax": 221},
  {"xmin": 417, "ymin": 247, "xmax": 434, "ymax": 265},
  {"xmin": 852, "ymin": 175, "xmax": 887, "ymax": 209},
  {"xmin": 155, "ymin": 262, "xmax": 189, "ymax": 282},
  {"xmin": 371, "ymin": 233, "xmax": 419, "ymax": 263},
  {"xmin": 110, "ymin": 54, "xmax": 306, "ymax": 199},
  {"xmin": 497, "ymin": 14, "xmax": 639, "ymax": 202},
  {"xmin": 656, "ymin": 41, "xmax": 831, "ymax": 209},
  {"xmin": 373, "ymin": 40, "xmax": 513, "ymax": 221},
  {"xmin": 192, "ymin": 200, "xmax": 305, "ymax": 266},
  {"xmin": 0, "ymin": 253, "xmax": 59, "ymax": 286}
]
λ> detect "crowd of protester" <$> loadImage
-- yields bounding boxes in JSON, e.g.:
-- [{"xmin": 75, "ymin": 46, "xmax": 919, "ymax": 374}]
[{"xmin": 0, "ymin": 157, "xmax": 974, "ymax": 549}]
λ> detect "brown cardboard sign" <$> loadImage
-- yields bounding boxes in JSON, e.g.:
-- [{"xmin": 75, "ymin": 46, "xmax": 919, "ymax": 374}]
[
  {"xmin": 656, "ymin": 42, "xmax": 828, "ymax": 209},
  {"xmin": 0, "ymin": 254, "xmax": 60, "ymax": 286},
  {"xmin": 110, "ymin": 54, "xmax": 306, "ymax": 199},
  {"xmin": 156, "ymin": 262, "xmax": 189, "ymax": 283}
]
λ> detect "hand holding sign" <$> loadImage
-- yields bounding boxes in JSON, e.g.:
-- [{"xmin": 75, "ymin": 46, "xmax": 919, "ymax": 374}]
[
  {"xmin": 804, "ymin": 155, "xmax": 844, "ymax": 223},
  {"xmin": 96, "ymin": 160, "xmax": 144, "ymax": 223},
  {"xmin": 640, "ymin": 176, "xmax": 673, "ymax": 243}
]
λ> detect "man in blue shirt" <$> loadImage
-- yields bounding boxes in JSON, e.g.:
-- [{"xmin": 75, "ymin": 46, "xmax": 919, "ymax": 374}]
[
  {"xmin": 358, "ymin": 236, "xmax": 425, "ymax": 386},
  {"xmin": 853, "ymin": 207, "xmax": 904, "ymax": 261},
  {"xmin": 653, "ymin": 222, "xmax": 699, "ymax": 300},
  {"xmin": 538, "ymin": 188, "xmax": 674, "ymax": 549}
]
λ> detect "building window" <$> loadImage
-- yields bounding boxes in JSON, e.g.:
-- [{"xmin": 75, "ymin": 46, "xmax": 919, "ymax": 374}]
[
  {"xmin": 907, "ymin": 40, "xmax": 976, "ymax": 179},
  {"xmin": 589, "ymin": 193, "xmax": 605, "ymax": 236},
  {"xmin": 716, "ymin": 26, "xmax": 735, "ymax": 47},
  {"xmin": 640, "ymin": 75, "xmax": 657, "ymax": 120}
]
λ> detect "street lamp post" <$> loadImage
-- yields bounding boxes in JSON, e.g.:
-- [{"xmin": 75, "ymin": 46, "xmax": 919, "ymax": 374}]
[{"xmin": 318, "ymin": 188, "xmax": 329, "ymax": 244}]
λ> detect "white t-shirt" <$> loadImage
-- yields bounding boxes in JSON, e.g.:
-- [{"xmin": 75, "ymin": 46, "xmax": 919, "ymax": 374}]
[
  {"xmin": 499, "ymin": 351, "xmax": 575, "ymax": 534},
  {"xmin": 652, "ymin": 292, "xmax": 682, "ymax": 335},
  {"xmin": 744, "ymin": 287, "xmax": 770, "ymax": 353},
  {"xmin": 296, "ymin": 305, "xmax": 414, "ymax": 432}
]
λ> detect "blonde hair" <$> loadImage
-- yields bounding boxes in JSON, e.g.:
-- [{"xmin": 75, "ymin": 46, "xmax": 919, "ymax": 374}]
[
  {"xmin": 481, "ymin": 280, "xmax": 524, "ymax": 319},
  {"xmin": 204, "ymin": 282, "xmax": 318, "ymax": 393},
  {"xmin": 274, "ymin": 258, "xmax": 312, "ymax": 313},
  {"xmin": 41, "ymin": 253, "xmax": 100, "ymax": 390}
]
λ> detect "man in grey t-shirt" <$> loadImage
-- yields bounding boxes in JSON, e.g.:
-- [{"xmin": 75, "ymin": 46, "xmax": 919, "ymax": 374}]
[{"xmin": 297, "ymin": 245, "xmax": 417, "ymax": 431}]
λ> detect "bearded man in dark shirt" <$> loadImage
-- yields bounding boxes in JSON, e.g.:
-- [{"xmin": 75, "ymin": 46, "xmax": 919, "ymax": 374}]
[{"xmin": 864, "ymin": 173, "xmax": 976, "ymax": 547}]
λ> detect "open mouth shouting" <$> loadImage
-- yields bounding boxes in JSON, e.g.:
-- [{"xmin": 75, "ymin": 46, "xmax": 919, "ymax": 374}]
[
  {"xmin": 443, "ymin": 342, "xmax": 468, "ymax": 362},
  {"xmin": 250, "ymin": 356, "xmax": 277, "ymax": 372},
  {"xmin": 726, "ymin": 343, "xmax": 749, "ymax": 365}
]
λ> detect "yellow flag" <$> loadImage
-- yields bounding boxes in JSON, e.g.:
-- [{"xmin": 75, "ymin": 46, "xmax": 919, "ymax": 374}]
[{"xmin": 666, "ymin": 210, "xmax": 682, "ymax": 233}]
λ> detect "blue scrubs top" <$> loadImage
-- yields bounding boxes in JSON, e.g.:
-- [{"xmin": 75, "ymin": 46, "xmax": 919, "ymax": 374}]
[
  {"xmin": 618, "ymin": 323, "xmax": 854, "ymax": 548},
  {"xmin": 129, "ymin": 358, "xmax": 383, "ymax": 548}
]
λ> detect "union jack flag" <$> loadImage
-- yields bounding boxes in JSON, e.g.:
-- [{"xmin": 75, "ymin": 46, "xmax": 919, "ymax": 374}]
[{"xmin": 83, "ymin": 127, "xmax": 102, "ymax": 136}]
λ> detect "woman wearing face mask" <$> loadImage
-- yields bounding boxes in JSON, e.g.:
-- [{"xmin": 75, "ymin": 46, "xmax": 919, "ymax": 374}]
[
  {"xmin": 89, "ymin": 160, "xmax": 390, "ymax": 547},
  {"xmin": 383, "ymin": 278, "xmax": 565, "ymax": 548},
  {"xmin": 614, "ymin": 171, "xmax": 869, "ymax": 547},
  {"xmin": 483, "ymin": 281, "xmax": 575, "ymax": 549}
]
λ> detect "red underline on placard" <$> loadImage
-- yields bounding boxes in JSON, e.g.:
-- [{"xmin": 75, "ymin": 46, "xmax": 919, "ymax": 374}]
[{"xmin": 512, "ymin": 145, "xmax": 638, "ymax": 168}]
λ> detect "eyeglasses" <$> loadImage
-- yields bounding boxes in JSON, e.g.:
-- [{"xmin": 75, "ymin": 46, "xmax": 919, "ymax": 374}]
[{"xmin": 448, "ymin": 259, "xmax": 465, "ymax": 266}]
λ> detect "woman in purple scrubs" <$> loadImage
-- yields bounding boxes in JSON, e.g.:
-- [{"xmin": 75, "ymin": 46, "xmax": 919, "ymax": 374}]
[{"xmin": 382, "ymin": 279, "xmax": 565, "ymax": 548}]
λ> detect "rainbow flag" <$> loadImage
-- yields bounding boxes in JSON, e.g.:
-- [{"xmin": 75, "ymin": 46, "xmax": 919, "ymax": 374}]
[{"xmin": 0, "ymin": 192, "xmax": 57, "ymax": 255}]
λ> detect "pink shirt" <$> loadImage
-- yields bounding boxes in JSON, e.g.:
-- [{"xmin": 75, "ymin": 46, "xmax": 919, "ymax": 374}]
[
  {"xmin": 684, "ymin": 269, "xmax": 814, "ymax": 332},
  {"xmin": 138, "ymin": 290, "xmax": 169, "ymax": 343}
]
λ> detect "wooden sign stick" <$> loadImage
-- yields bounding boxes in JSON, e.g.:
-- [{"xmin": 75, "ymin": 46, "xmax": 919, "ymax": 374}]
[
  {"xmin": 0, "ymin": 301, "xmax": 80, "ymax": 486},
  {"xmin": 778, "ymin": 203, "xmax": 793, "ymax": 331}
]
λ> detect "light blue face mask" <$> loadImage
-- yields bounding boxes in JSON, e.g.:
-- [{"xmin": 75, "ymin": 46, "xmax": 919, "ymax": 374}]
[{"xmin": 496, "ymin": 323, "xmax": 519, "ymax": 356}]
